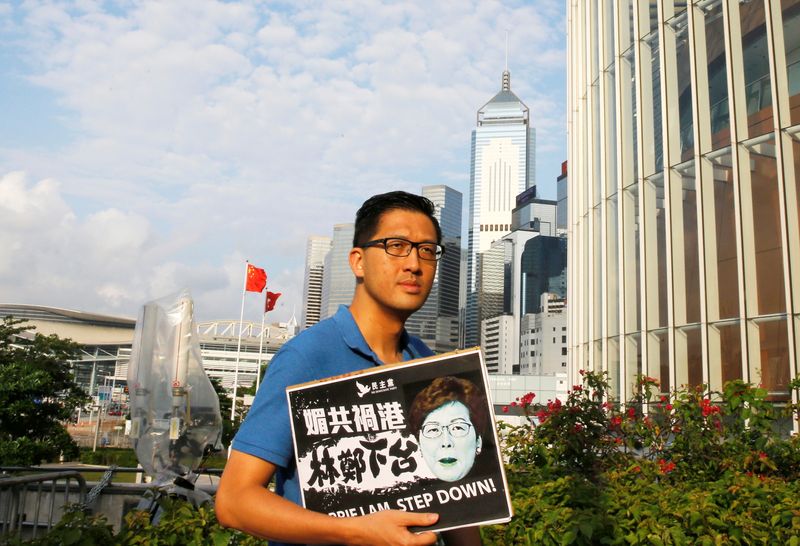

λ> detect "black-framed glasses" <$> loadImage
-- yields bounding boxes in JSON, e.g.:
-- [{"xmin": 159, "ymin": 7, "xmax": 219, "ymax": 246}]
[
  {"xmin": 420, "ymin": 419, "xmax": 473, "ymax": 439},
  {"xmin": 361, "ymin": 237, "xmax": 445, "ymax": 261}
]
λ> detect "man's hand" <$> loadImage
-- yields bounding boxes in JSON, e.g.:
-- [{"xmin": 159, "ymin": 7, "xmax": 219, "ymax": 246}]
[{"xmin": 342, "ymin": 510, "xmax": 440, "ymax": 546}]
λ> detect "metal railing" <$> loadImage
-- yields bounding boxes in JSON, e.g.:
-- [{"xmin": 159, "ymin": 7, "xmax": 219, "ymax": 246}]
[{"xmin": 0, "ymin": 471, "xmax": 86, "ymax": 541}]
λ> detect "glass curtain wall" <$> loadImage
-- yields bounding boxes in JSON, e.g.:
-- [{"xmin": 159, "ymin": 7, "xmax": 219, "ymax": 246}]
[{"xmin": 567, "ymin": 0, "xmax": 800, "ymax": 415}]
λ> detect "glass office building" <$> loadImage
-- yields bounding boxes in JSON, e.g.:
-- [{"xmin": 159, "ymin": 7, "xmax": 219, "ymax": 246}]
[
  {"xmin": 567, "ymin": 1, "xmax": 800, "ymax": 406},
  {"xmin": 405, "ymin": 185, "xmax": 463, "ymax": 353},
  {"xmin": 320, "ymin": 223, "xmax": 355, "ymax": 320},
  {"xmin": 301, "ymin": 235, "xmax": 332, "ymax": 330}
]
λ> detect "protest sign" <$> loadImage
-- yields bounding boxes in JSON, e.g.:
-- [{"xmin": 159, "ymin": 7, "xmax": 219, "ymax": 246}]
[{"xmin": 286, "ymin": 347, "xmax": 512, "ymax": 533}]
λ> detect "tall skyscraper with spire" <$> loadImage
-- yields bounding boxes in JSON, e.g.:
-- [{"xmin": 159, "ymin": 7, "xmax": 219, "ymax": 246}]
[{"xmin": 464, "ymin": 69, "xmax": 536, "ymax": 347}]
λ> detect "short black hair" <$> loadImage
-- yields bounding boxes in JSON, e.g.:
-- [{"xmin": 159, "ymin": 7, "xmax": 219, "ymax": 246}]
[{"xmin": 352, "ymin": 191, "xmax": 442, "ymax": 247}]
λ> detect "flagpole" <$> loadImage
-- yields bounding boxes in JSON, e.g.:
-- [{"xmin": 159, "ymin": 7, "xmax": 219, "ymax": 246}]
[
  {"xmin": 256, "ymin": 307, "xmax": 266, "ymax": 393},
  {"xmin": 231, "ymin": 260, "xmax": 248, "ymax": 421}
]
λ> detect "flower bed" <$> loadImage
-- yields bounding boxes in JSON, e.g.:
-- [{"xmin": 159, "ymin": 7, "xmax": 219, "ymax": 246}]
[{"xmin": 483, "ymin": 372, "xmax": 800, "ymax": 544}]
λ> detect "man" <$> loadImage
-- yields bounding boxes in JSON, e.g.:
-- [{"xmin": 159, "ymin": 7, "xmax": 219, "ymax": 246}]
[{"xmin": 216, "ymin": 191, "xmax": 482, "ymax": 546}]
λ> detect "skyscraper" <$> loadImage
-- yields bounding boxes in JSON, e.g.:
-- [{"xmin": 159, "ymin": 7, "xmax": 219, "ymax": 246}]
[
  {"xmin": 405, "ymin": 185, "xmax": 463, "ymax": 353},
  {"xmin": 567, "ymin": 2, "xmax": 800, "ymax": 406},
  {"xmin": 319, "ymin": 223, "xmax": 355, "ymax": 321},
  {"xmin": 465, "ymin": 70, "xmax": 536, "ymax": 346},
  {"xmin": 300, "ymin": 236, "xmax": 332, "ymax": 330},
  {"xmin": 520, "ymin": 235, "xmax": 567, "ymax": 316}
]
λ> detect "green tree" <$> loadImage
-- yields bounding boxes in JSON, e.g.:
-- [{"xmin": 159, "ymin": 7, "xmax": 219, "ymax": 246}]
[
  {"xmin": 0, "ymin": 317, "xmax": 89, "ymax": 465},
  {"xmin": 209, "ymin": 376, "xmax": 241, "ymax": 449},
  {"xmin": 211, "ymin": 362, "xmax": 266, "ymax": 449}
]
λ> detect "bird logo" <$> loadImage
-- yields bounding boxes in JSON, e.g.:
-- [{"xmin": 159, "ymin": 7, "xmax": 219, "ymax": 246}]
[{"xmin": 356, "ymin": 381, "xmax": 371, "ymax": 398}]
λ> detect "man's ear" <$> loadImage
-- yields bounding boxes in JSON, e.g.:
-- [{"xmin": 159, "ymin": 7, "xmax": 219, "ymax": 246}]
[{"xmin": 349, "ymin": 247, "xmax": 365, "ymax": 279}]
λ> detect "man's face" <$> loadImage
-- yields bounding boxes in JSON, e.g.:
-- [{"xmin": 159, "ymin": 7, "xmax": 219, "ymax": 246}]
[
  {"xmin": 352, "ymin": 209, "xmax": 438, "ymax": 317},
  {"xmin": 418, "ymin": 401, "xmax": 481, "ymax": 482}
]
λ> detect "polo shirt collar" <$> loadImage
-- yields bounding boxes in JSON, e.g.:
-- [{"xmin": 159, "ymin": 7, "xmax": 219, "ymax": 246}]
[{"xmin": 333, "ymin": 305, "xmax": 418, "ymax": 364}]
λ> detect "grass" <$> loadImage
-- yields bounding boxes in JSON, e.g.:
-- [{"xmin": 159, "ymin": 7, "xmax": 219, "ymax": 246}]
[
  {"xmin": 74, "ymin": 447, "xmax": 228, "ymax": 484},
  {"xmin": 81, "ymin": 470, "xmax": 140, "ymax": 483}
]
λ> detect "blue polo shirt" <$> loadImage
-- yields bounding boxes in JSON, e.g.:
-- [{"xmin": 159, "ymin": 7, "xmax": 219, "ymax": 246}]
[{"xmin": 231, "ymin": 305, "xmax": 432, "ymax": 546}]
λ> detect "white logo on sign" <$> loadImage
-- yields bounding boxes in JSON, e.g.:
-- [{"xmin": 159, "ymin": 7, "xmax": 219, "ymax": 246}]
[{"xmin": 356, "ymin": 381, "xmax": 371, "ymax": 398}]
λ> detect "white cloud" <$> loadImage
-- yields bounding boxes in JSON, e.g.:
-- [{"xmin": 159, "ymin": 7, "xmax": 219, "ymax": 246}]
[
  {"xmin": 0, "ymin": 0, "xmax": 566, "ymax": 322},
  {"xmin": 0, "ymin": 172, "xmax": 262, "ymax": 318}
]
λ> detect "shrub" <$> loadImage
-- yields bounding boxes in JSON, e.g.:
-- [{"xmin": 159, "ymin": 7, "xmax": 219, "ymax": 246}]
[{"xmin": 486, "ymin": 372, "xmax": 800, "ymax": 544}]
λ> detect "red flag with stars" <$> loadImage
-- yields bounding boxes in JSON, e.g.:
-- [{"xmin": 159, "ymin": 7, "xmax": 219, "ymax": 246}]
[
  {"xmin": 246, "ymin": 264, "xmax": 267, "ymax": 292},
  {"xmin": 265, "ymin": 291, "xmax": 281, "ymax": 312}
]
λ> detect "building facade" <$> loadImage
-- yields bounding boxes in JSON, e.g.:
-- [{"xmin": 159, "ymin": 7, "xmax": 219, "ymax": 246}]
[
  {"xmin": 481, "ymin": 314, "xmax": 516, "ymax": 374},
  {"xmin": 405, "ymin": 185, "xmax": 463, "ymax": 353},
  {"xmin": 567, "ymin": 1, "xmax": 800, "ymax": 405},
  {"xmin": 556, "ymin": 161, "xmax": 569, "ymax": 232},
  {"xmin": 300, "ymin": 236, "xmax": 332, "ymax": 330},
  {"xmin": 0, "ymin": 304, "xmax": 295, "ymax": 405},
  {"xmin": 465, "ymin": 70, "xmax": 537, "ymax": 346},
  {"xmin": 320, "ymin": 223, "xmax": 355, "ymax": 320},
  {"xmin": 521, "ymin": 235, "xmax": 568, "ymax": 316},
  {"xmin": 519, "ymin": 294, "xmax": 568, "ymax": 376},
  {"xmin": 512, "ymin": 186, "xmax": 558, "ymax": 235}
]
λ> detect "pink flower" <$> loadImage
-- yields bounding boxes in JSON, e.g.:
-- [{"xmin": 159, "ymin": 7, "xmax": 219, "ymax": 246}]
[{"xmin": 502, "ymin": 406, "xmax": 509, "ymax": 413}]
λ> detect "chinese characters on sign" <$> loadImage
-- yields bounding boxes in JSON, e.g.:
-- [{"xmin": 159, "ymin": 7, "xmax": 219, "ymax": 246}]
[{"xmin": 302, "ymin": 401, "xmax": 405, "ymax": 435}]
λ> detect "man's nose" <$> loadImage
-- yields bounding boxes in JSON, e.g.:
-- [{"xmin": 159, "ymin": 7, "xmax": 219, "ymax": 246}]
[{"xmin": 403, "ymin": 247, "xmax": 423, "ymax": 270}]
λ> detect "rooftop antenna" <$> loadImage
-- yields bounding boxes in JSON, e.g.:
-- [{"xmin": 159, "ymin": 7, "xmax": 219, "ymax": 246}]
[
  {"xmin": 502, "ymin": 29, "xmax": 511, "ymax": 91},
  {"xmin": 505, "ymin": 29, "xmax": 509, "ymax": 72}
]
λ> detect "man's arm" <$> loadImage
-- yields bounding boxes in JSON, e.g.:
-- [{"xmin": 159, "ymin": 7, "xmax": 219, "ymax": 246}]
[{"xmin": 216, "ymin": 449, "xmax": 441, "ymax": 546}]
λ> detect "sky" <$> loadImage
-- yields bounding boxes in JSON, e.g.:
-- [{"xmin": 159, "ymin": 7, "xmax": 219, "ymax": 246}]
[{"xmin": 0, "ymin": 0, "xmax": 567, "ymax": 325}]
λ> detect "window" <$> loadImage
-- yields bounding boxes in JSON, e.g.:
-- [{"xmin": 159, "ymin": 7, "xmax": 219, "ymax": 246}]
[
  {"xmin": 562, "ymin": 347, "xmax": 567, "ymax": 356},
  {"xmin": 562, "ymin": 335, "xmax": 567, "ymax": 343}
]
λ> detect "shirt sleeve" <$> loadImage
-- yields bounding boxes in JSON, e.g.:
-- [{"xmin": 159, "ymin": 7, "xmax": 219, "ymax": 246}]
[{"xmin": 231, "ymin": 345, "xmax": 315, "ymax": 468}]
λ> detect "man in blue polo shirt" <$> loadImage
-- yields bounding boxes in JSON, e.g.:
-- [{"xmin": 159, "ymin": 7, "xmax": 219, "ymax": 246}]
[{"xmin": 216, "ymin": 192, "xmax": 482, "ymax": 546}]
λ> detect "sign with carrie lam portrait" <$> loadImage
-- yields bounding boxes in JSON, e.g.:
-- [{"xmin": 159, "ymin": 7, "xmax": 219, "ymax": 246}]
[{"xmin": 286, "ymin": 347, "xmax": 513, "ymax": 533}]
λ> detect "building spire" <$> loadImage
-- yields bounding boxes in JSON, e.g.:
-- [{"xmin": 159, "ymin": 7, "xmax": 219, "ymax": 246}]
[
  {"xmin": 502, "ymin": 29, "xmax": 510, "ymax": 91},
  {"xmin": 505, "ymin": 29, "xmax": 509, "ymax": 71}
]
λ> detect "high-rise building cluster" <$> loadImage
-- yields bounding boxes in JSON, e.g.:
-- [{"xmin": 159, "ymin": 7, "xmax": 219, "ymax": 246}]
[
  {"xmin": 302, "ymin": 71, "xmax": 568, "ymax": 381},
  {"xmin": 567, "ymin": 2, "xmax": 800, "ymax": 405}
]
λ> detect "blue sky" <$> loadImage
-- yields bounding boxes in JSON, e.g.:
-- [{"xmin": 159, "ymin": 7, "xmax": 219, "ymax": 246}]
[{"xmin": 0, "ymin": 0, "xmax": 566, "ymax": 323}]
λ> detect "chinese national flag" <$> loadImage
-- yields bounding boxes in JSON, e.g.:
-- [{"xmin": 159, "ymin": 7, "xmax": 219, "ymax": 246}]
[
  {"xmin": 246, "ymin": 264, "xmax": 267, "ymax": 292},
  {"xmin": 265, "ymin": 291, "xmax": 282, "ymax": 312}
]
